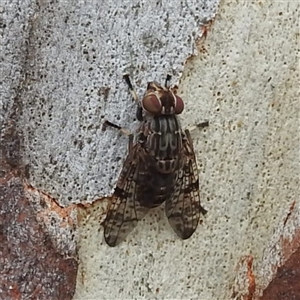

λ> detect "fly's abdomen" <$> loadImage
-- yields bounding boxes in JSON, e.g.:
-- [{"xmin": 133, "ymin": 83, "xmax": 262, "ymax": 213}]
[{"xmin": 136, "ymin": 167, "xmax": 176, "ymax": 208}]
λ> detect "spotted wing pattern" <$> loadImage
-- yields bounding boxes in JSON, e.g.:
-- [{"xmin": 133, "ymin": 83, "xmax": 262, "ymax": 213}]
[
  {"xmin": 103, "ymin": 145, "xmax": 149, "ymax": 247},
  {"xmin": 165, "ymin": 129, "xmax": 207, "ymax": 239}
]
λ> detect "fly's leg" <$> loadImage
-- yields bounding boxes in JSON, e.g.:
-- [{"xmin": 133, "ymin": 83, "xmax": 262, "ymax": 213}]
[
  {"xmin": 102, "ymin": 75, "xmax": 139, "ymax": 150},
  {"xmin": 103, "ymin": 120, "xmax": 133, "ymax": 151},
  {"xmin": 183, "ymin": 120, "xmax": 209, "ymax": 151},
  {"xmin": 123, "ymin": 74, "xmax": 139, "ymax": 104},
  {"xmin": 165, "ymin": 74, "xmax": 172, "ymax": 88},
  {"xmin": 186, "ymin": 120, "xmax": 209, "ymax": 133},
  {"xmin": 196, "ymin": 120, "xmax": 209, "ymax": 129},
  {"xmin": 103, "ymin": 120, "xmax": 131, "ymax": 136},
  {"xmin": 196, "ymin": 121, "xmax": 209, "ymax": 129},
  {"xmin": 123, "ymin": 74, "xmax": 143, "ymax": 121}
]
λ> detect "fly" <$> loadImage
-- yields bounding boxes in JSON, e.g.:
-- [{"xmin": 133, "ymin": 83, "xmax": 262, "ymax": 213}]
[{"xmin": 103, "ymin": 74, "xmax": 208, "ymax": 246}]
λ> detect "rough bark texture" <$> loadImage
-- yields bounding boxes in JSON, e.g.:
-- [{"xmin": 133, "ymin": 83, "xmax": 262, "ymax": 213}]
[{"xmin": 1, "ymin": 0, "xmax": 298, "ymax": 299}]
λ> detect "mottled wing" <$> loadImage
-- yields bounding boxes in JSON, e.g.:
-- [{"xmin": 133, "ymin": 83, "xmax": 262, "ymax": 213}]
[
  {"xmin": 166, "ymin": 129, "xmax": 207, "ymax": 239},
  {"xmin": 104, "ymin": 145, "xmax": 149, "ymax": 247}
]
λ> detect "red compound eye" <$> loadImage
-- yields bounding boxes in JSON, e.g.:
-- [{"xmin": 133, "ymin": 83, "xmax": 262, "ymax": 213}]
[
  {"xmin": 174, "ymin": 95, "xmax": 184, "ymax": 114},
  {"xmin": 142, "ymin": 94, "xmax": 162, "ymax": 114}
]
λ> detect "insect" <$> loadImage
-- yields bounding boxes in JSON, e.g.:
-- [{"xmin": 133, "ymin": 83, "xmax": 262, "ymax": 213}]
[{"xmin": 103, "ymin": 74, "xmax": 208, "ymax": 246}]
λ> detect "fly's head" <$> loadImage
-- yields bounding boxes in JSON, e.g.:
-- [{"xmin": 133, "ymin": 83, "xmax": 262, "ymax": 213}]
[{"xmin": 141, "ymin": 82, "xmax": 184, "ymax": 116}]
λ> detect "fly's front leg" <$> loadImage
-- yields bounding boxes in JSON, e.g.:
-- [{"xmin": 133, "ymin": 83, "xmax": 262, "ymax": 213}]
[
  {"xmin": 123, "ymin": 74, "xmax": 143, "ymax": 121},
  {"xmin": 123, "ymin": 74, "xmax": 139, "ymax": 104},
  {"xmin": 102, "ymin": 75, "xmax": 139, "ymax": 151},
  {"xmin": 103, "ymin": 120, "xmax": 133, "ymax": 151},
  {"xmin": 164, "ymin": 74, "xmax": 172, "ymax": 88}
]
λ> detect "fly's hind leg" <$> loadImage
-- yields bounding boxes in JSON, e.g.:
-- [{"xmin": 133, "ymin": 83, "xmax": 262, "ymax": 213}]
[{"xmin": 102, "ymin": 120, "xmax": 134, "ymax": 151}]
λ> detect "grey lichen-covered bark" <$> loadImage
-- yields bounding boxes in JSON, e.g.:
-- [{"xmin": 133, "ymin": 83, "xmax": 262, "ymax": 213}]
[
  {"xmin": 2, "ymin": 0, "xmax": 218, "ymax": 205},
  {"xmin": 1, "ymin": 0, "xmax": 299, "ymax": 299}
]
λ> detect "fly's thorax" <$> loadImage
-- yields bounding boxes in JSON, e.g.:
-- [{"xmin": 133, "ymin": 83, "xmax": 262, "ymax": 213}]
[{"xmin": 140, "ymin": 115, "xmax": 183, "ymax": 173}]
